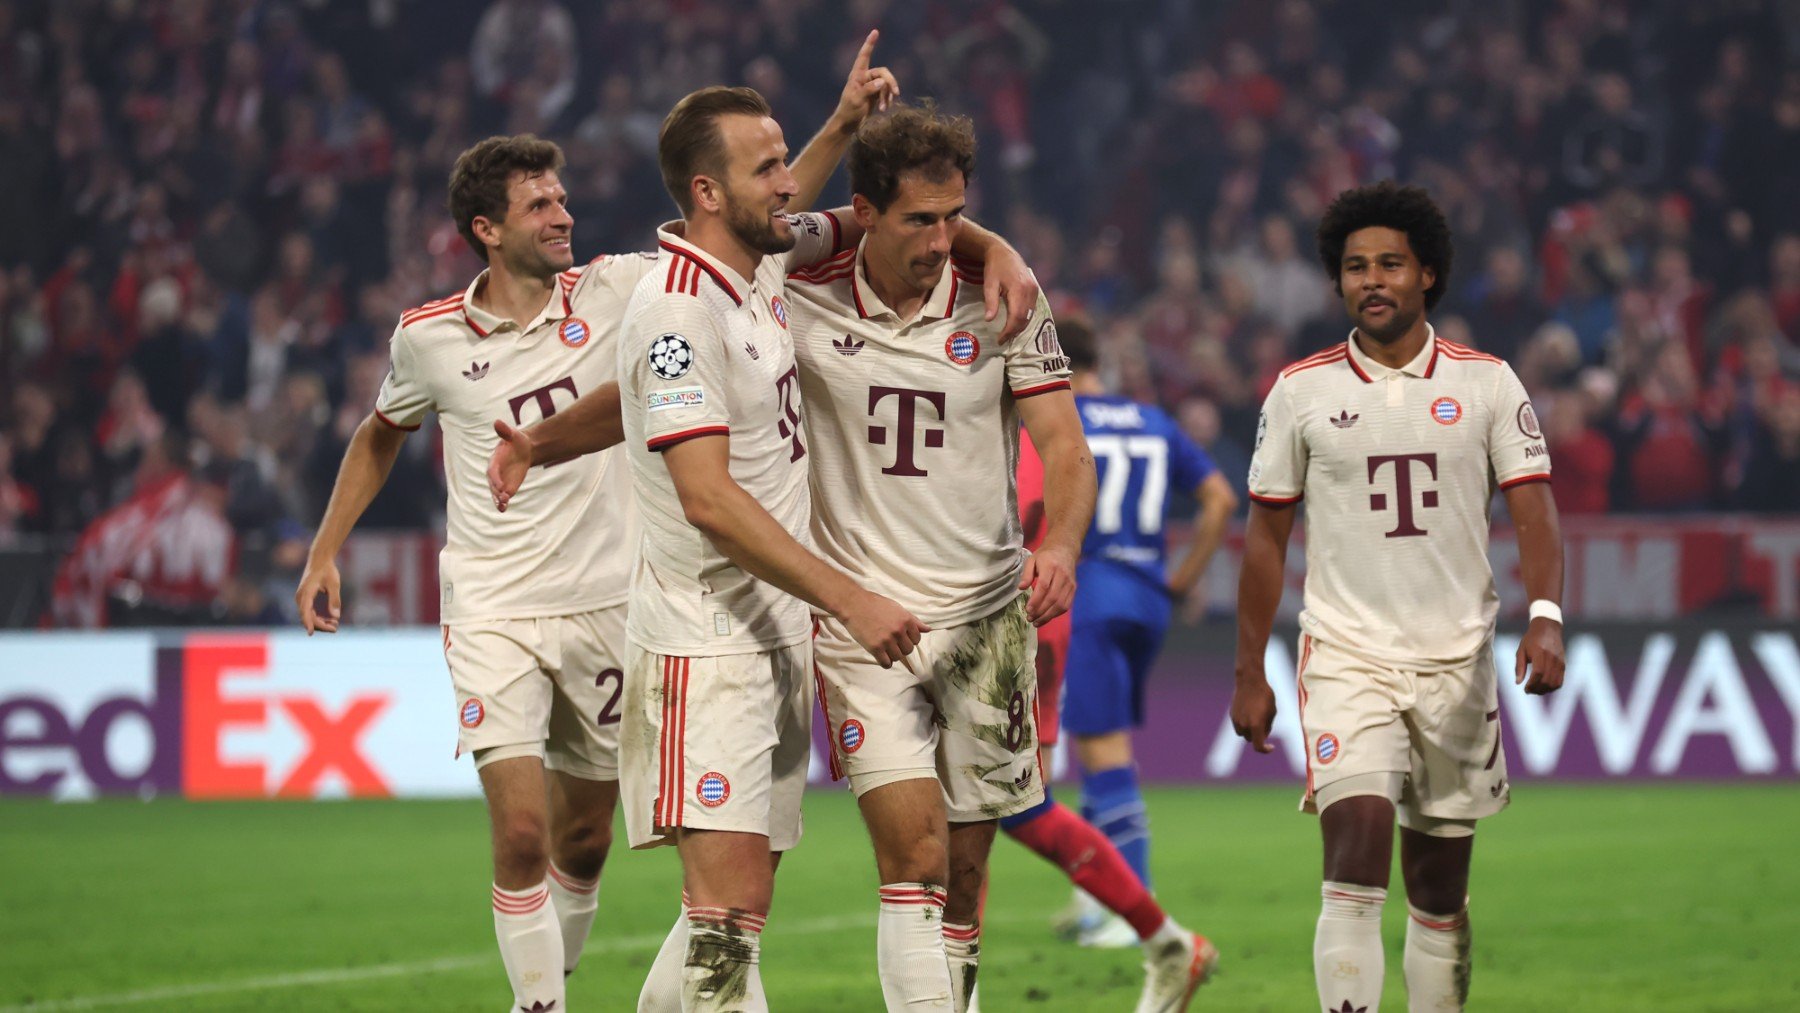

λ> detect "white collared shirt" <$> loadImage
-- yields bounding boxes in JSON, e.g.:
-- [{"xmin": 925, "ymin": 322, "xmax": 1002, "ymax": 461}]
[
  {"xmin": 784, "ymin": 242, "xmax": 1072, "ymax": 626},
  {"xmin": 617, "ymin": 213, "xmax": 843, "ymax": 656},
  {"xmin": 374, "ymin": 252, "xmax": 656, "ymax": 623},
  {"xmin": 1247, "ymin": 326, "xmax": 1552, "ymax": 669}
]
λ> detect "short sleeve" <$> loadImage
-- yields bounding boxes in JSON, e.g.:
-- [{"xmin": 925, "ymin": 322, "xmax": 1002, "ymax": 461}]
[
  {"xmin": 778, "ymin": 211, "xmax": 844, "ymax": 272},
  {"xmin": 1007, "ymin": 294, "xmax": 1073, "ymax": 398},
  {"xmin": 1162, "ymin": 412, "xmax": 1216, "ymax": 493},
  {"xmin": 1488, "ymin": 364, "xmax": 1552, "ymax": 489},
  {"xmin": 1246, "ymin": 377, "xmax": 1306, "ymax": 504},
  {"xmin": 373, "ymin": 326, "xmax": 432, "ymax": 431},
  {"xmin": 624, "ymin": 297, "xmax": 734, "ymax": 451}
]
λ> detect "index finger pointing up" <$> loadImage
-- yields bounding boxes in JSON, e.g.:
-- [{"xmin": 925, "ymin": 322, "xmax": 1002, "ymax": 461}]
[{"xmin": 852, "ymin": 29, "xmax": 879, "ymax": 74}]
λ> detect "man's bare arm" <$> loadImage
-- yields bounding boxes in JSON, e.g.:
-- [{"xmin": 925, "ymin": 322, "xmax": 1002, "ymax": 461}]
[
  {"xmin": 663, "ymin": 434, "xmax": 926, "ymax": 668},
  {"xmin": 1230, "ymin": 501, "xmax": 1298, "ymax": 753},
  {"xmin": 789, "ymin": 30, "xmax": 897, "ymax": 211},
  {"xmin": 295, "ymin": 417, "xmax": 410, "ymax": 632},
  {"xmin": 1016, "ymin": 389, "xmax": 1097, "ymax": 625},
  {"xmin": 1504, "ymin": 481, "xmax": 1566, "ymax": 694},
  {"xmin": 1167, "ymin": 472, "xmax": 1238, "ymax": 600},
  {"xmin": 489, "ymin": 382, "xmax": 623, "ymax": 511}
]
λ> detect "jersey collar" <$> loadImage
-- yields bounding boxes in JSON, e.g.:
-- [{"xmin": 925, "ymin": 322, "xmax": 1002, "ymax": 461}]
[
  {"xmin": 1345, "ymin": 323, "xmax": 1439, "ymax": 382},
  {"xmin": 461, "ymin": 269, "xmax": 573, "ymax": 338},
  {"xmin": 656, "ymin": 223, "xmax": 748, "ymax": 306},
  {"xmin": 849, "ymin": 238, "xmax": 960, "ymax": 322}
]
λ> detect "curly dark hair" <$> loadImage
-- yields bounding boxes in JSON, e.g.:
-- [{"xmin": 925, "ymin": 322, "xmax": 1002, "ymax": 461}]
[
  {"xmin": 848, "ymin": 100, "xmax": 977, "ymax": 212},
  {"xmin": 1315, "ymin": 181, "xmax": 1454, "ymax": 310},
  {"xmin": 448, "ymin": 135, "xmax": 565, "ymax": 263}
]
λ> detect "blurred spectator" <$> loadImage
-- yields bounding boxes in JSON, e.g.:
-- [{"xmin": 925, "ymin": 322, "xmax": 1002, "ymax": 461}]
[{"xmin": 1735, "ymin": 385, "xmax": 1800, "ymax": 512}]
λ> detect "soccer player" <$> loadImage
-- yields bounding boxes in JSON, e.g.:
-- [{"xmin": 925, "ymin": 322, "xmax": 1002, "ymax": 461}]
[
  {"xmin": 292, "ymin": 36, "xmax": 904, "ymax": 1013},
  {"xmin": 1231, "ymin": 181, "xmax": 1566, "ymax": 1013},
  {"xmin": 1049, "ymin": 318, "xmax": 1238, "ymax": 947}
]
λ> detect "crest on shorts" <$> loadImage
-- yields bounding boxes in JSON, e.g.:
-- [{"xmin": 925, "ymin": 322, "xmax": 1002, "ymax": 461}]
[
  {"xmin": 770, "ymin": 294, "xmax": 789, "ymax": 329},
  {"xmin": 1430, "ymin": 396, "xmax": 1462, "ymax": 425},
  {"xmin": 1315, "ymin": 733, "xmax": 1341, "ymax": 765},
  {"xmin": 559, "ymin": 317, "xmax": 591, "ymax": 348},
  {"xmin": 945, "ymin": 331, "xmax": 979, "ymax": 365},
  {"xmin": 696, "ymin": 771, "xmax": 731, "ymax": 807},
  {"xmin": 460, "ymin": 698, "xmax": 485, "ymax": 728},
  {"xmin": 839, "ymin": 719, "xmax": 865, "ymax": 754}
]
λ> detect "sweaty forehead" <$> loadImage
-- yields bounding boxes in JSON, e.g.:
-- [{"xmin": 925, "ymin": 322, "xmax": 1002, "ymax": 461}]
[
  {"xmin": 507, "ymin": 170, "xmax": 565, "ymax": 205},
  {"xmin": 889, "ymin": 169, "xmax": 967, "ymax": 214},
  {"xmin": 1343, "ymin": 226, "xmax": 1414, "ymax": 260}
]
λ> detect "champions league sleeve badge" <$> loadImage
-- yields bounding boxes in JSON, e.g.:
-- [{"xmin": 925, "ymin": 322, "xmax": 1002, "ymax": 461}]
[{"xmin": 649, "ymin": 333, "xmax": 695, "ymax": 379}]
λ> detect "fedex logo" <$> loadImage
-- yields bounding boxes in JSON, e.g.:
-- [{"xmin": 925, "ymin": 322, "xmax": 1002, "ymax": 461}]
[{"xmin": 1, "ymin": 633, "xmax": 401, "ymax": 799}]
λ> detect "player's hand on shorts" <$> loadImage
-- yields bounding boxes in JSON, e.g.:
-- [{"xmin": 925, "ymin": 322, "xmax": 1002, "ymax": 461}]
[
  {"xmin": 831, "ymin": 30, "xmax": 899, "ymax": 129},
  {"xmin": 487, "ymin": 419, "xmax": 533, "ymax": 512},
  {"xmin": 1019, "ymin": 544, "xmax": 1076, "ymax": 625},
  {"xmin": 983, "ymin": 249, "xmax": 1040, "ymax": 343},
  {"xmin": 1230, "ymin": 676, "xmax": 1277, "ymax": 754},
  {"xmin": 1515, "ymin": 616, "xmax": 1565, "ymax": 695},
  {"xmin": 294, "ymin": 556, "xmax": 342, "ymax": 635},
  {"xmin": 842, "ymin": 589, "xmax": 929, "ymax": 669}
]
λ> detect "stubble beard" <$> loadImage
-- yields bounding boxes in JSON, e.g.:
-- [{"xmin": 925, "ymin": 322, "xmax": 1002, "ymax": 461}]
[{"xmin": 724, "ymin": 191, "xmax": 796, "ymax": 256}]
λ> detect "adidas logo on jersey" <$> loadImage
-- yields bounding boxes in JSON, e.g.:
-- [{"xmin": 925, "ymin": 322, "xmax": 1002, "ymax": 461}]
[
  {"xmin": 744, "ymin": 341, "xmax": 760, "ymax": 360},
  {"xmin": 834, "ymin": 335, "xmax": 865, "ymax": 356},
  {"xmin": 462, "ymin": 361, "xmax": 490, "ymax": 381},
  {"xmin": 1330, "ymin": 409, "xmax": 1359, "ymax": 429}
]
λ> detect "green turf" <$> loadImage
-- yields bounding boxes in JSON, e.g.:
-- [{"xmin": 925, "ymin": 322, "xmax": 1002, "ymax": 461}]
[{"xmin": 2, "ymin": 784, "xmax": 1797, "ymax": 1011}]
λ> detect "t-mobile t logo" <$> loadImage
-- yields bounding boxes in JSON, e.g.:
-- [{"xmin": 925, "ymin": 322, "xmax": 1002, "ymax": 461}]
[
  {"xmin": 867, "ymin": 386, "xmax": 947, "ymax": 477},
  {"xmin": 775, "ymin": 365, "xmax": 805, "ymax": 462},
  {"xmin": 1367, "ymin": 453, "xmax": 1439, "ymax": 537},
  {"xmin": 508, "ymin": 377, "xmax": 579, "ymax": 424}
]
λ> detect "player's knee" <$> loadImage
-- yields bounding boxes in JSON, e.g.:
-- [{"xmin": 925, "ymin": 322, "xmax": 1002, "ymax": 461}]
[
  {"xmin": 494, "ymin": 812, "xmax": 551, "ymax": 874},
  {"xmin": 876, "ymin": 831, "xmax": 947, "ymax": 885},
  {"xmin": 556, "ymin": 817, "xmax": 613, "ymax": 875}
]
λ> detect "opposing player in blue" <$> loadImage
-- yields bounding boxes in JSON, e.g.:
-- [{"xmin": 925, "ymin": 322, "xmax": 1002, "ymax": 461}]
[{"xmin": 1058, "ymin": 319, "xmax": 1239, "ymax": 945}]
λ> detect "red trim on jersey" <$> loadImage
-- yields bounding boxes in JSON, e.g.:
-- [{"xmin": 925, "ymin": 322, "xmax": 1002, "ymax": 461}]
[
  {"xmin": 851, "ymin": 273, "xmax": 872, "ymax": 319},
  {"xmin": 1248, "ymin": 492, "xmax": 1302, "ymax": 506},
  {"xmin": 399, "ymin": 303, "xmax": 461, "ymax": 329},
  {"xmin": 400, "ymin": 294, "xmax": 459, "ymax": 324},
  {"xmin": 1436, "ymin": 338, "xmax": 1503, "ymax": 364},
  {"xmin": 1296, "ymin": 635, "xmax": 1315, "ymax": 799},
  {"xmin": 939, "ymin": 270, "xmax": 960, "ymax": 319},
  {"xmin": 823, "ymin": 210, "xmax": 843, "ymax": 254},
  {"xmin": 1422, "ymin": 342, "xmax": 1441, "ymax": 378},
  {"xmin": 463, "ymin": 308, "xmax": 490, "ymax": 338},
  {"xmin": 647, "ymin": 425, "xmax": 729, "ymax": 451},
  {"xmin": 656, "ymin": 656, "xmax": 692, "ymax": 829},
  {"xmin": 1279, "ymin": 346, "xmax": 1348, "ymax": 379},
  {"xmin": 792, "ymin": 266, "xmax": 856, "ymax": 287},
  {"xmin": 659, "ymin": 241, "xmax": 742, "ymax": 305},
  {"xmin": 1498, "ymin": 473, "xmax": 1552, "ymax": 490},
  {"xmin": 373, "ymin": 408, "xmax": 420, "ymax": 432},
  {"xmin": 1344, "ymin": 349, "xmax": 1374, "ymax": 383},
  {"xmin": 788, "ymin": 248, "xmax": 855, "ymax": 283},
  {"xmin": 813, "ymin": 632, "xmax": 844, "ymax": 781},
  {"xmin": 1011, "ymin": 379, "xmax": 1071, "ymax": 399}
]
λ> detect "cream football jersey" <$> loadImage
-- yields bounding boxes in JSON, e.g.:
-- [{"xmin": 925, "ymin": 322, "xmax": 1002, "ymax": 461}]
[
  {"xmin": 1247, "ymin": 326, "xmax": 1551, "ymax": 670},
  {"xmin": 785, "ymin": 246, "xmax": 1073, "ymax": 626},
  {"xmin": 373, "ymin": 253, "xmax": 654, "ymax": 624},
  {"xmin": 617, "ymin": 214, "xmax": 844, "ymax": 656}
]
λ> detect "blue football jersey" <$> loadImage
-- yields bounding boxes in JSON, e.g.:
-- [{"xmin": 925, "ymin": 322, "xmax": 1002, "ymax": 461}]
[{"xmin": 1073, "ymin": 394, "xmax": 1215, "ymax": 620}]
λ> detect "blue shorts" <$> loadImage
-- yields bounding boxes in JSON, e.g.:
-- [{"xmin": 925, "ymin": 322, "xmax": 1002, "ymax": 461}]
[{"xmin": 1062, "ymin": 615, "xmax": 1167, "ymax": 736}]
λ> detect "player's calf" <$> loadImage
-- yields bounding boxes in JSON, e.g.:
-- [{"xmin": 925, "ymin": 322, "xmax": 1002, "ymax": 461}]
[
  {"xmin": 1399, "ymin": 819, "xmax": 1476, "ymax": 1012},
  {"xmin": 1315, "ymin": 786, "xmax": 1401, "ymax": 1013}
]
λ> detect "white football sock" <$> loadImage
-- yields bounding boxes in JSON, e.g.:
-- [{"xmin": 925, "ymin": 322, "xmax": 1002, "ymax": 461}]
[
  {"xmin": 492, "ymin": 881, "xmax": 565, "ymax": 1012},
  {"xmin": 942, "ymin": 921, "xmax": 981, "ymax": 1013},
  {"xmin": 546, "ymin": 862, "xmax": 600, "ymax": 976},
  {"xmin": 637, "ymin": 893, "xmax": 688, "ymax": 1013},
  {"xmin": 683, "ymin": 906, "xmax": 768, "ymax": 1012},
  {"xmin": 1403, "ymin": 902, "xmax": 1471, "ymax": 1012},
  {"xmin": 1315, "ymin": 881, "xmax": 1387, "ymax": 1013},
  {"xmin": 877, "ymin": 883, "xmax": 953, "ymax": 1008}
]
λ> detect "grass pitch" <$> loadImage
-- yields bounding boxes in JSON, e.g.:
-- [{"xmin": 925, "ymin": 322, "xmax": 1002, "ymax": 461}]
[{"xmin": 2, "ymin": 784, "xmax": 1796, "ymax": 1011}]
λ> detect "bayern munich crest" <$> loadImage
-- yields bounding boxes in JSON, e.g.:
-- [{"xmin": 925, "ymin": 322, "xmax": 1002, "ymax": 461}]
[
  {"xmin": 770, "ymin": 294, "xmax": 789, "ymax": 329},
  {"xmin": 696, "ymin": 771, "xmax": 732, "ymax": 807},
  {"xmin": 559, "ymin": 317, "xmax": 591, "ymax": 348},
  {"xmin": 460, "ymin": 698, "xmax": 485, "ymax": 728},
  {"xmin": 839, "ymin": 719, "xmax": 865, "ymax": 754},
  {"xmin": 945, "ymin": 331, "xmax": 979, "ymax": 365},
  {"xmin": 1315, "ymin": 733, "xmax": 1341, "ymax": 764},
  {"xmin": 1430, "ymin": 396, "xmax": 1463, "ymax": 425}
]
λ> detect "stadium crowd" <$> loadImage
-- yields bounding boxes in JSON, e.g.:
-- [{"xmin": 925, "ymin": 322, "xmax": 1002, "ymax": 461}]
[{"xmin": 1, "ymin": 0, "xmax": 1798, "ymax": 623}]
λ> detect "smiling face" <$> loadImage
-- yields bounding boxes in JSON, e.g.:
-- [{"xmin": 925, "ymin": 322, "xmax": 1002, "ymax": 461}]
[
  {"xmin": 710, "ymin": 113, "xmax": 799, "ymax": 256},
  {"xmin": 1337, "ymin": 225, "xmax": 1435, "ymax": 344},
  {"xmin": 476, "ymin": 169, "xmax": 574, "ymax": 280}
]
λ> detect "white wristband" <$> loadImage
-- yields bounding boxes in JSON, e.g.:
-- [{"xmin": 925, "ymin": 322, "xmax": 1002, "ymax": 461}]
[{"xmin": 1528, "ymin": 600, "xmax": 1563, "ymax": 624}]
